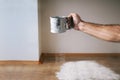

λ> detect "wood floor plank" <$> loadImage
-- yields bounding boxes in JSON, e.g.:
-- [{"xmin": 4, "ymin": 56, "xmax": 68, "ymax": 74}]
[{"xmin": 0, "ymin": 56, "xmax": 119, "ymax": 80}]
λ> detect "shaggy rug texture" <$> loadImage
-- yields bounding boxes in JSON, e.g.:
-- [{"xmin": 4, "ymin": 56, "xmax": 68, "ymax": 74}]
[{"xmin": 56, "ymin": 61, "xmax": 120, "ymax": 80}]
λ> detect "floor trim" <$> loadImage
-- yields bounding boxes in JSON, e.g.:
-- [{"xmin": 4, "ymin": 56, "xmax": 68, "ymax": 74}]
[
  {"xmin": 0, "ymin": 61, "xmax": 41, "ymax": 64},
  {"xmin": 42, "ymin": 53, "xmax": 120, "ymax": 57},
  {"xmin": 41, "ymin": 53, "xmax": 120, "ymax": 62}
]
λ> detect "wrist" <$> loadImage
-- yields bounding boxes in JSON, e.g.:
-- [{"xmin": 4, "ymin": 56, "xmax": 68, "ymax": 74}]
[{"xmin": 78, "ymin": 21, "xmax": 85, "ymax": 31}]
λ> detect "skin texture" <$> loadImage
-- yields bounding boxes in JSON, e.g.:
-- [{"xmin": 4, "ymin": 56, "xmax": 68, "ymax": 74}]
[{"xmin": 68, "ymin": 13, "xmax": 120, "ymax": 42}]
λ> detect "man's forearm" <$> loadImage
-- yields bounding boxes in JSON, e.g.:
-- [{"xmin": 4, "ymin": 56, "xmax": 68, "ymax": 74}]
[{"xmin": 78, "ymin": 21, "xmax": 120, "ymax": 42}]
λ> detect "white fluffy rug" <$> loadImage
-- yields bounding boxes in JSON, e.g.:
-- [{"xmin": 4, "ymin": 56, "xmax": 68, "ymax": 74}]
[{"xmin": 56, "ymin": 61, "xmax": 120, "ymax": 80}]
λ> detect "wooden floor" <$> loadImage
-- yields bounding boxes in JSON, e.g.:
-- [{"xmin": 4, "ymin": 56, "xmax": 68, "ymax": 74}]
[{"xmin": 0, "ymin": 55, "xmax": 120, "ymax": 80}]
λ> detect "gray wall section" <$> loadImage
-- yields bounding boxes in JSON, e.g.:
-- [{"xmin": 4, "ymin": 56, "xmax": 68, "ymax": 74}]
[
  {"xmin": 41, "ymin": 0, "xmax": 120, "ymax": 53},
  {"xmin": 0, "ymin": 0, "xmax": 39, "ymax": 60}
]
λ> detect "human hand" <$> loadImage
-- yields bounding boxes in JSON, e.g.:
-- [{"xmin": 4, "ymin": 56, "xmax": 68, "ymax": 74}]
[{"xmin": 68, "ymin": 13, "xmax": 83, "ymax": 30}]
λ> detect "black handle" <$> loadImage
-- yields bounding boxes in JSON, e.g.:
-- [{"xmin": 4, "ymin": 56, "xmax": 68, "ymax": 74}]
[
  {"xmin": 66, "ymin": 17, "xmax": 74, "ymax": 29},
  {"xmin": 69, "ymin": 17, "xmax": 74, "ymax": 29}
]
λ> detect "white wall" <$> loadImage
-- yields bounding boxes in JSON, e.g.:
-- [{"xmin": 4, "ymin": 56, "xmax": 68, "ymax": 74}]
[
  {"xmin": 41, "ymin": 0, "xmax": 120, "ymax": 53},
  {"xmin": 0, "ymin": 0, "xmax": 40, "ymax": 60}
]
